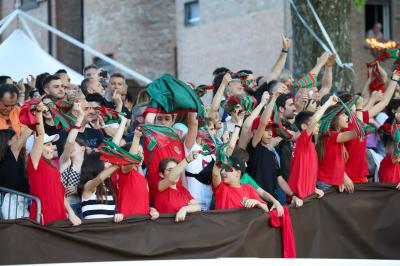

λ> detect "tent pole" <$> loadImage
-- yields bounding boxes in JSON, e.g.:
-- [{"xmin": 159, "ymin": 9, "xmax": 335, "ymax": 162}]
[
  {"xmin": 0, "ymin": 10, "xmax": 16, "ymax": 26},
  {"xmin": 19, "ymin": 11, "xmax": 152, "ymax": 84},
  {"xmin": 0, "ymin": 10, "xmax": 19, "ymax": 36},
  {"xmin": 18, "ymin": 14, "xmax": 40, "ymax": 46}
]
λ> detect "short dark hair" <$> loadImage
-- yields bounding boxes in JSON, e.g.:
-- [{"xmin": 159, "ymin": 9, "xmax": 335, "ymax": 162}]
[
  {"xmin": 83, "ymin": 64, "xmax": 98, "ymax": 72},
  {"xmin": 266, "ymin": 80, "xmax": 279, "ymax": 93},
  {"xmin": 55, "ymin": 69, "xmax": 67, "ymax": 75},
  {"xmin": 110, "ymin": 73, "xmax": 125, "ymax": 80},
  {"xmin": 159, "ymin": 158, "xmax": 179, "ymax": 173},
  {"xmin": 212, "ymin": 67, "xmax": 230, "ymax": 76},
  {"xmin": 0, "ymin": 84, "xmax": 19, "ymax": 99},
  {"xmin": 212, "ymin": 72, "xmax": 225, "ymax": 96},
  {"xmin": 337, "ymin": 91, "xmax": 352, "ymax": 104},
  {"xmin": 0, "ymin": 76, "xmax": 12, "ymax": 85},
  {"xmin": 42, "ymin": 75, "xmax": 61, "ymax": 88},
  {"xmin": 295, "ymin": 111, "xmax": 314, "ymax": 131},
  {"xmin": 36, "ymin": 72, "xmax": 50, "ymax": 95},
  {"xmin": 81, "ymin": 78, "xmax": 95, "ymax": 96},
  {"xmin": 276, "ymin": 94, "xmax": 293, "ymax": 109},
  {"xmin": 238, "ymin": 69, "xmax": 253, "ymax": 75},
  {"xmin": 387, "ymin": 99, "xmax": 400, "ymax": 114},
  {"xmin": 232, "ymin": 147, "xmax": 250, "ymax": 162},
  {"xmin": 85, "ymin": 92, "xmax": 103, "ymax": 104}
]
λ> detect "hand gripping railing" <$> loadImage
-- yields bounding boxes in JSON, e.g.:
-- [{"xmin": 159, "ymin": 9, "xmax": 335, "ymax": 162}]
[{"xmin": 0, "ymin": 186, "xmax": 42, "ymax": 223}]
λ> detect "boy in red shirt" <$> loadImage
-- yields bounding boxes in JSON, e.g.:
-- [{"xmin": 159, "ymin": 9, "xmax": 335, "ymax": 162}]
[
  {"xmin": 212, "ymin": 155, "xmax": 269, "ymax": 212},
  {"xmin": 288, "ymin": 95, "xmax": 338, "ymax": 199}
]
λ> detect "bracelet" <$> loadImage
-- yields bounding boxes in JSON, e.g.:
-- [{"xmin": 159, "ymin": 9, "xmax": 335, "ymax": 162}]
[
  {"xmin": 73, "ymin": 124, "xmax": 81, "ymax": 129},
  {"xmin": 281, "ymin": 49, "xmax": 288, "ymax": 53},
  {"xmin": 391, "ymin": 77, "xmax": 399, "ymax": 82},
  {"xmin": 234, "ymin": 125, "xmax": 241, "ymax": 129}
]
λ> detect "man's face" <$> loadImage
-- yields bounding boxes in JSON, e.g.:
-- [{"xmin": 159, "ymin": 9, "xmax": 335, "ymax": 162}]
[
  {"xmin": 155, "ymin": 114, "xmax": 174, "ymax": 127},
  {"xmin": 227, "ymin": 80, "xmax": 245, "ymax": 97},
  {"xmin": 211, "ymin": 112, "xmax": 222, "ymax": 130},
  {"xmin": 84, "ymin": 101, "xmax": 101, "ymax": 123},
  {"xmin": 84, "ymin": 68, "xmax": 98, "ymax": 79},
  {"xmin": 45, "ymin": 79, "xmax": 65, "ymax": 100},
  {"xmin": 119, "ymin": 86, "xmax": 128, "ymax": 102},
  {"xmin": 59, "ymin": 73, "xmax": 71, "ymax": 90},
  {"xmin": 109, "ymin": 77, "xmax": 125, "ymax": 95},
  {"xmin": 282, "ymin": 98, "xmax": 296, "ymax": 119},
  {"xmin": 245, "ymin": 74, "xmax": 257, "ymax": 90},
  {"xmin": 65, "ymin": 85, "xmax": 81, "ymax": 101},
  {"xmin": 0, "ymin": 92, "xmax": 18, "ymax": 116},
  {"xmin": 4, "ymin": 78, "xmax": 13, "ymax": 85}
]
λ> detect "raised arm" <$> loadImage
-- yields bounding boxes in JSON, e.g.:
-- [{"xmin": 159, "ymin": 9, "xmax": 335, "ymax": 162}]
[
  {"xmin": 306, "ymin": 96, "xmax": 337, "ymax": 136},
  {"xmin": 368, "ymin": 71, "xmax": 400, "ymax": 118},
  {"xmin": 212, "ymin": 163, "xmax": 222, "ymax": 188},
  {"xmin": 30, "ymin": 102, "xmax": 46, "ymax": 169},
  {"xmin": 184, "ymin": 112, "xmax": 198, "ymax": 151},
  {"xmin": 158, "ymin": 151, "xmax": 199, "ymax": 192},
  {"xmin": 111, "ymin": 115, "xmax": 128, "ymax": 145},
  {"xmin": 121, "ymin": 128, "xmax": 143, "ymax": 174},
  {"xmin": 251, "ymin": 90, "xmax": 280, "ymax": 148},
  {"xmin": 363, "ymin": 90, "xmax": 383, "ymax": 111},
  {"xmin": 83, "ymin": 165, "xmax": 120, "ymax": 197},
  {"xmin": 59, "ymin": 102, "xmax": 85, "ymax": 171},
  {"xmin": 319, "ymin": 54, "xmax": 336, "ymax": 99},
  {"xmin": 260, "ymin": 34, "xmax": 291, "ymax": 84},
  {"xmin": 10, "ymin": 126, "xmax": 32, "ymax": 158},
  {"xmin": 210, "ymin": 73, "xmax": 231, "ymax": 115},
  {"xmin": 310, "ymin": 52, "xmax": 330, "ymax": 76},
  {"xmin": 239, "ymin": 91, "xmax": 270, "ymax": 149},
  {"xmin": 225, "ymin": 112, "xmax": 244, "ymax": 156}
]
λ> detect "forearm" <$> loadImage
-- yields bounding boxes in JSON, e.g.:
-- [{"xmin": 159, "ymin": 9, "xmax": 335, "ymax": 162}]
[
  {"xmin": 184, "ymin": 112, "xmax": 198, "ymax": 151},
  {"xmin": 129, "ymin": 133, "xmax": 141, "ymax": 154},
  {"xmin": 64, "ymin": 198, "xmax": 75, "ymax": 216},
  {"xmin": 257, "ymin": 202, "xmax": 270, "ymax": 213},
  {"xmin": 319, "ymin": 66, "xmax": 332, "ymax": 98},
  {"xmin": 277, "ymin": 176, "xmax": 293, "ymax": 195},
  {"xmin": 264, "ymin": 52, "xmax": 288, "ymax": 83},
  {"xmin": 112, "ymin": 118, "xmax": 128, "ymax": 145},
  {"xmin": 168, "ymin": 160, "xmax": 188, "ymax": 183},
  {"xmin": 211, "ymin": 82, "xmax": 227, "ymax": 112},
  {"xmin": 226, "ymin": 126, "xmax": 240, "ymax": 156},
  {"xmin": 183, "ymin": 203, "xmax": 201, "ymax": 213}
]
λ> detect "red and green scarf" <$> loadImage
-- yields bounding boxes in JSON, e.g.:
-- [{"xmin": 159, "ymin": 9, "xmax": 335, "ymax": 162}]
[
  {"xmin": 391, "ymin": 121, "xmax": 400, "ymax": 162},
  {"xmin": 198, "ymin": 126, "xmax": 216, "ymax": 155},
  {"xmin": 98, "ymin": 106, "xmax": 121, "ymax": 125},
  {"xmin": 366, "ymin": 61, "xmax": 385, "ymax": 92},
  {"xmin": 195, "ymin": 85, "xmax": 214, "ymax": 98},
  {"xmin": 369, "ymin": 47, "xmax": 400, "ymax": 78},
  {"xmin": 141, "ymin": 125, "xmax": 181, "ymax": 153},
  {"xmin": 289, "ymin": 72, "xmax": 318, "ymax": 89},
  {"xmin": 99, "ymin": 139, "xmax": 143, "ymax": 165},
  {"xmin": 224, "ymin": 94, "xmax": 257, "ymax": 115},
  {"xmin": 19, "ymin": 99, "xmax": 41, "ymax": 131},
  {"xmin": 273, "ymin": 104, "xmax": 293, "ymax": 140}
]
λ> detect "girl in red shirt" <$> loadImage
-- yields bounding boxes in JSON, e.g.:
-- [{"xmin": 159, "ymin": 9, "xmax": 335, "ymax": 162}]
[
  {"xmin": 155, "ymin": 152, "xmax": 201, "ymax": 222},
  {"xmin": 316, "ymin": 104, "xmax": 358, "ymax": 190},
  {"xmin": 27, "ymin": 101, "xmax": 81, "ymax": 225}
]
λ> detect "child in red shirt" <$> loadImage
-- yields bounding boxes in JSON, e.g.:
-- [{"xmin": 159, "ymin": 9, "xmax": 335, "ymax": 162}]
[
  {"xmin": 155, "ymin": 151, "xmax": 201, "ymax": 222},
  {"xmin": 212, "ymin": 155, "xmax": 269, "ymax": 212},
  {"xmin": 316, "ymin": 102, "xmax": 359, "ymax": 190},
  {"xmin": 288, "ymin": 96, "xmax": 337, "ymax": 199}
]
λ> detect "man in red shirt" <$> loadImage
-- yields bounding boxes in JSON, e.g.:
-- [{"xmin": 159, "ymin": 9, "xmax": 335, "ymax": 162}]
[
  {"xmin": 288, "ymin": 95, "xmax": 337, "ymax": 199},
  {"xmin": 212, "ymin": 155, "xmax": 269, "ymax": 212}
]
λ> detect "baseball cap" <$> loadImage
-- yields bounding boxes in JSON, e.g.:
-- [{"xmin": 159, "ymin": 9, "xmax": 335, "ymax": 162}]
[
  {"xmin": 251, "ymin": 116, "xmax": 278, "ymax": 131},
  {"xmin": 25, "ymin": 133, "xmax": 60, "ymax": 154},
  {"xmin": 228, "ymin": 155, "xmax": 246, "ymax": 174}
]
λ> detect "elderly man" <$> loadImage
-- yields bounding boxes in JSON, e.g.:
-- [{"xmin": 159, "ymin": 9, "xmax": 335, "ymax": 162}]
[{"xmin": 0, "ymin": 83, "xmax": 24, "ymax": 135}]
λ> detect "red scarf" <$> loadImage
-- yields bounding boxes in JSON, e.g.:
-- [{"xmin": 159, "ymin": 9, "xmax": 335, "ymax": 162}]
[{"xmin": 269, "ymin": 206, "xmax": 296, "ymax": 258}]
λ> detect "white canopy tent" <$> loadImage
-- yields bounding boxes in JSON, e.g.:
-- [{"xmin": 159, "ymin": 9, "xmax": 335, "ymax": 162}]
[
  {"xmin": 0, "ymin": 9, "xmax": 152, "ymax": 85},
  {"xmin": 0, "ymin": 29, "xmax": 84, "ymax": 84}
]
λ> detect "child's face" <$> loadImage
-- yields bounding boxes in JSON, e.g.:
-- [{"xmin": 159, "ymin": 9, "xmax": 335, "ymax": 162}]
[
  {"xmin": 42, "ymin": 142, "xmax": 56, "ymax": 160},
  {"xmin": 221, "ymin": 166, "xmax": 240, "ymax": 185},
  {"xmin": 337, "ymin": 113, "xmax": 349, "ymax": 129}
]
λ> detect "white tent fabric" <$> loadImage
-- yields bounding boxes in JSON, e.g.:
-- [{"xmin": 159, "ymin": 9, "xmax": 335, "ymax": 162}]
[{"xmin": 0, "ymin": 29, "xmax": 83, "ymax": 84}]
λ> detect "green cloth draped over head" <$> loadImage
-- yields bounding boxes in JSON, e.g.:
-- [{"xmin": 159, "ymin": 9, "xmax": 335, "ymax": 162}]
[
  {"xmin": 224, "ymin": 94, "xmax": 257, "ymax": 116},
  {"xmin": 146, "ymin": 74, "xmax": 205, "ymax": 120}
]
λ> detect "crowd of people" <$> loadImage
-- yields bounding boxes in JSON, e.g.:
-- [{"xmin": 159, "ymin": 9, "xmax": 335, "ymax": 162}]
[{"xmin": 0, "ymin": 35, "xmax": 399, "ymax": 226}]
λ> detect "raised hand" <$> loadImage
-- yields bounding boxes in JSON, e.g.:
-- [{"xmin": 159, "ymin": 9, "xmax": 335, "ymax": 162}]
[
  {"xmin": 326, "ymin": 53, "xmax": 337, "ymax": 66},
  {"xmin": 282, "ymin": 34, "xmax": 291, "ymax": 51}
]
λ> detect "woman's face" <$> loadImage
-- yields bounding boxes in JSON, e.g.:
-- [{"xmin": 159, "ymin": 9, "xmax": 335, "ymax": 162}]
[
  {"xmin": 71, "ymin": 143, "xmax": 85, "ymax": 158},
  {"xmin": 337, "ymin": 113, "xmax": 349, "ymax": 129},
  {"xmin": 42, "ymin": 142, "xmax": 56, "ymax": 160}
]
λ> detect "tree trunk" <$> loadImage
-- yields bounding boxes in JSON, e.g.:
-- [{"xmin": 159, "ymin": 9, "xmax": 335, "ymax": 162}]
[{"xmin": 291, "ymin": 0, "xmax": 354, "ymax": 92}]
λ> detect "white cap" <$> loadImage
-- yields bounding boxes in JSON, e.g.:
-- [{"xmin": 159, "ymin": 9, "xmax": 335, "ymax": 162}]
[{"xmin": 25, "ymin": 134, "xmax": 60, "ymax": 154}]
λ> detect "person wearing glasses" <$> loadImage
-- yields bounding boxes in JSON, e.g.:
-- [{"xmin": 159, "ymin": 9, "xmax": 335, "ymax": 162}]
[{"xmin": 0, "ymin": 83, "xmax": 24, "ymax": 135}]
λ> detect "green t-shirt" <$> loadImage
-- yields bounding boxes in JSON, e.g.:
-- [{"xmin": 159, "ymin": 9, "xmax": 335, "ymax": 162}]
[{"xmin": 240, "ymin": 173, "xmax": 260, "ymax": 190}]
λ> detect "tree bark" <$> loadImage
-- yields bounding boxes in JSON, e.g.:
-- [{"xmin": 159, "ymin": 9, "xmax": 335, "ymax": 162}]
[{"xmin": 291, "ymin": 0, "xmax": 354, "ymax": 92}]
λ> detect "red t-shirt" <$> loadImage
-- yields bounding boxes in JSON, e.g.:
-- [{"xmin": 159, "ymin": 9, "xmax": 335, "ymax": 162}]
[
  {"xmin": 154, "ymin": 186, "xmax": 193, "ymax": 213},
  {"xmin": 344, "ymin": 111, "xmax": 369, "ymax": 183},
  {"xmin": 379, "ymin": 154, "xmax": 400, "ymax": 183},
  {"xmin": 318, "ymin": 131, "xmax": 345, "ymax": 186},
  {"xmin": 213, "ymin": 182, "xmax": 266, "ymax": 210},
  {"xmin": 144, "ymin": 139, "xmax": 185, "ymax": 201},
  {"xmin": 114, "ymin": 169, "xmax": 150, "ymax": 216},
  {"xmin": 288, "ymin": 130, "xmax": 318, "ymax": 199}
]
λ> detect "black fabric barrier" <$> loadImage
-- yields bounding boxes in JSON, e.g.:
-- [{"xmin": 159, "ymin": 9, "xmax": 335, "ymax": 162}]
[{"xmin": 0, "ymin": 183, "xmax": 399, "ymax": 264}]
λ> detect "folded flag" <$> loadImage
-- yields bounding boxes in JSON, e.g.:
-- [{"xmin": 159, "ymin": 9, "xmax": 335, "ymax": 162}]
[
  {"xmin": 198, "ymin": 126, "xmax": 217, "ymax": 155},
  {"xmin": 98, "ymin": 139, "xmax": 143, "ymax": 166},
  {"xmin": 366, "ymin": 61, "xmax": 385, "ymax": 92},
  {"xmin": 195, "ymin": 85, "xmax": 214, "ymax": 98},
  {"xmin": 46, "ymin": 102, "xmax": 76, "ymax": 131},
  {"xmin": 145, "ymin": 74, "xmax": 205, "ymax": 120},
  {"xmin": 98, "ymin": 106, "xmax": 121, "ymax": 125},
  {"xmin": 19, "ymin": 99, "xmax": 41, "ymax": 131},
  {"xmin": 142, "ymin": 124, "xmax": 181, "ymax": 153}
]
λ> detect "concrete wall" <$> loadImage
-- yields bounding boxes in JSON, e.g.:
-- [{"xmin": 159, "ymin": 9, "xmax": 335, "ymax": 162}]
[
  {"xmin": 83, "ymin": 0, "xmax": 177, "ymax": 84},
  {"xmin": 175, "ymin": 0, "xmax": 291, "ymax": 86}
]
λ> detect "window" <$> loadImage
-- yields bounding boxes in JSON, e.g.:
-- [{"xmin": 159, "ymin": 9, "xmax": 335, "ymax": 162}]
[
  {"xmin": 20, "ymin": 0, "xmax": 39, "ymax": 11},
  {"xmin": 365, "ymin": 0, "xmax": 391, "ymax": 40},
  {"xmin": 184, "ymin": 1, "xmax": 200, "ymax": 26},
  {"xmin": 93, "ymin": 54, "xmax": 115, "ymax": 74}
]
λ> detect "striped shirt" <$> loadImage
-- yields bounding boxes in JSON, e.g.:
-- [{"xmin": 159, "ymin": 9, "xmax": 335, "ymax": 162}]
[{"xmin": 81, "ymin": 192, "xmax": 115, "ymax": 219}]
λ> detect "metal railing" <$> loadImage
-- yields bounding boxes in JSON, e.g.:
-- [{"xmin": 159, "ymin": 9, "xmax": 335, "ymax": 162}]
[{"xmin": 0, "ymin": 186, "xmax": 42, "ymax": 223}]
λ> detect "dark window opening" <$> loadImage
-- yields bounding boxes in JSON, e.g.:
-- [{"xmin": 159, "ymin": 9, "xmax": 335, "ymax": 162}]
[
  {"xmin": 184, "ymin": 1, "xmax": 200, "ymax": 26},
  {"xmin": 365, "ymin": 0, "xmax": 391, "ymax": 40}
]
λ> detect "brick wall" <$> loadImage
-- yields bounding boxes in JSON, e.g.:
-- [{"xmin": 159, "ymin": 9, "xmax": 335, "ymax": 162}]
[{"xmin": 83, "ymin": 0, "xmax": 176, "ymax": 84}]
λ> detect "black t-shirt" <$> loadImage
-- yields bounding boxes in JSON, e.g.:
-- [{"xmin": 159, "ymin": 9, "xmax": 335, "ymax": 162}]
[
  {"xmin": 246, "ymin": 141, "xmax": 281, "ymax": 197},
  {"xmin": 276, "ymin": 121, "xmax": 297, "ymax": 181},
  {"xmin": 103, "ymin": 99, "xmax": 132, "ymax": 119},
  {"xmin": 57, "ymin": 126, "xmax": 105, "ymax": 155},
  {"xmin": 0, "ymin": 148, "xmax": 29, "ymax": 194}
]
